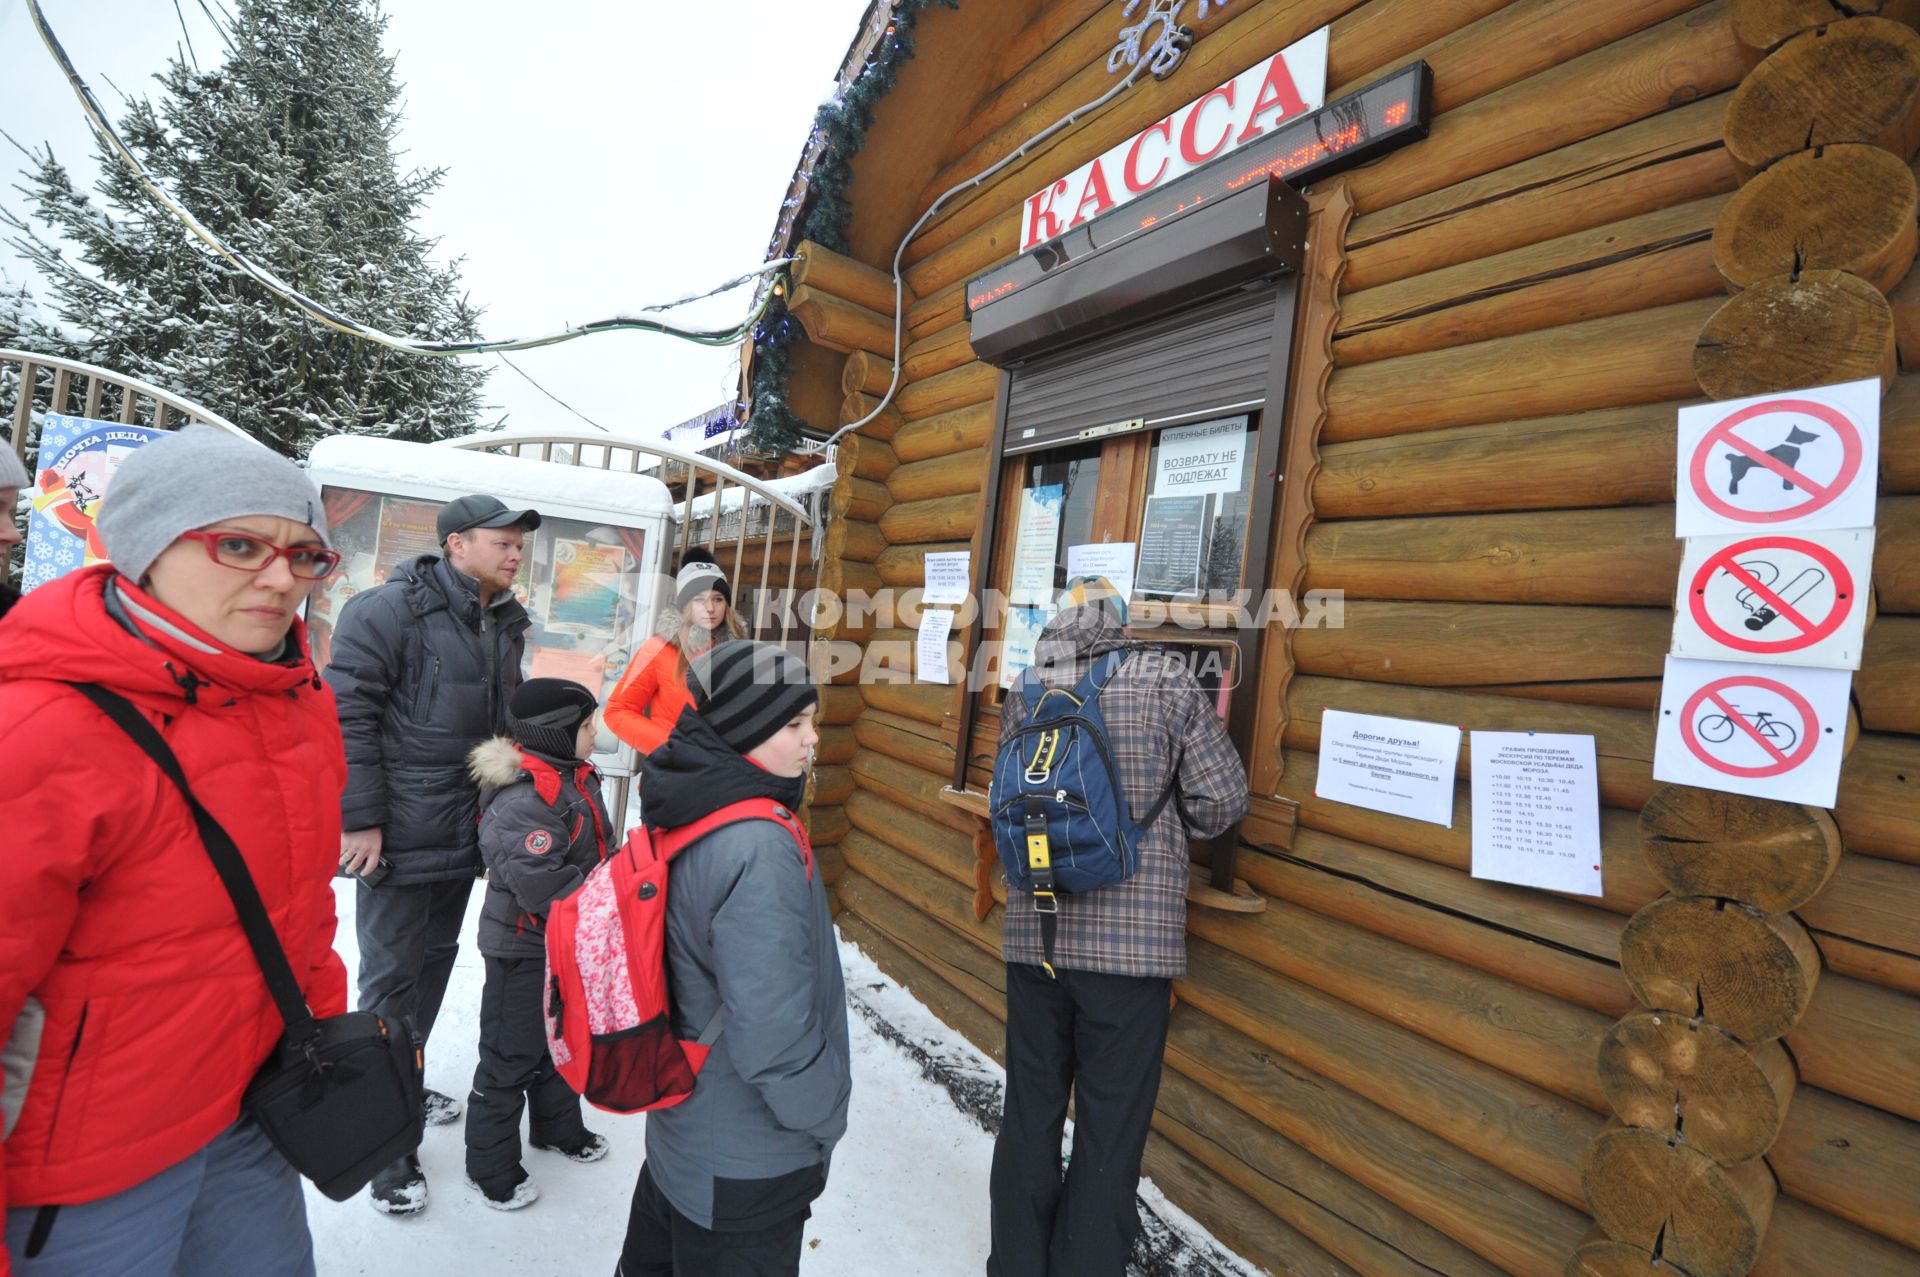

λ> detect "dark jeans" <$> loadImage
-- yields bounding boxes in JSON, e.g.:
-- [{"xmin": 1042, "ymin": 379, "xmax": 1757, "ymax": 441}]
[
  {"xmin": 355, "ymin": 875, "xmax": 474, "ymax": 1063},
  {"xmin": 987, "ymin": 963, "xmax": 1172, "ymax": 1277},
  {"xmin": 466, "ymin": 954, "xmax": 586, "ymax": 1179},
  {"xmin": 618, "ymin": 1163, "xmax": 809, "ymax": 1277}
]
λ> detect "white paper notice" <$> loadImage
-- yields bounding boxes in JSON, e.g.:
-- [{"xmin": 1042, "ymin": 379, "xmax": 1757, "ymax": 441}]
[
  {"xmin": 1153, "ymin": 416, "xmax": 1248, "ymax": 498},
  {"xmin": 922, "ymin": 551, "xmax": 972, "ymax": 606},
  {"xmin": 1470, "ymin": 732, "xmax": 1603, "ymax": 897},
  {"xmin": 1065, "ymin": 541, "xmax": 1137, "ymax": 603},
  {"xmin": 1315, "ymin": 709, "xmax": 1461, "ymax": 827},
  {"xmin": 1000, "ymin": 604, "xmax": 1054, "ymax": 689},
  {"xmin": 1009, "ymin": 485, "xmax": 1063, "ymax": 606},
  {"xmin": 916, "ymin": 608, "xmax": 955, "ymax": 684}
]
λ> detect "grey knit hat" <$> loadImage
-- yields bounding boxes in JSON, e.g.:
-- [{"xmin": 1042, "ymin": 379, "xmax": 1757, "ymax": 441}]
[
  {"xmin": 96, "ymin": 425, "xmax": 330, "ymax": 582},
  {"xmin": 689, "ymin": 640, "xmax": 818, "ymax": 756},
  {"xmin": 0, "ymin": 438, "xmax": 27, "ymax": 490},
  {"xmin": 675, "ymin": 546, "xmax": 731, "ymax": 609}
]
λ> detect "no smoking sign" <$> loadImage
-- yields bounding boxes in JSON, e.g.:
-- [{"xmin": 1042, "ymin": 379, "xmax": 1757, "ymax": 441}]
[
  {"xmin": 1672, "ymin": 529, "xmax": 1874, "ymax": 670},
  {"xmin": 1675, "ymin": 378, "xmax": 1880, "ymax": 537},
  {"xmin": 1654, "ymin": 656, "xmax": 1851, "ymax": 807}
]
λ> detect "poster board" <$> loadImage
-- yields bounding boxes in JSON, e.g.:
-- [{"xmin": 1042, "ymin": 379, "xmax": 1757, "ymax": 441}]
[{"xmin": 22, "ymin": 415, "xmax": 167, "ymax": 591}]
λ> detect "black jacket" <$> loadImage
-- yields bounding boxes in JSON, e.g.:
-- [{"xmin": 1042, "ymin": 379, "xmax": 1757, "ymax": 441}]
[
  {"xmin": 637, "ymin": 712, "xmax": 849, "ymax": 1231},
  {"xmin": 469, "ymin": 738, "xmax": 612, "ymax": 960},
  {"xmin": 325, "ymin": 554, "xmax": 530, "ymax": 884}
]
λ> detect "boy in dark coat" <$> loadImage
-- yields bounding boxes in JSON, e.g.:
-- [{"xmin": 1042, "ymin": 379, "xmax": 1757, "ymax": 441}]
[{"xmin": 463, "ymin": 678, "xmax": 613, "ymax": 1210}]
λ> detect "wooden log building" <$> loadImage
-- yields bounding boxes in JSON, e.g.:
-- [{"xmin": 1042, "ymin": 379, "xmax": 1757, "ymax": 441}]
[{"xmin": 754, "ymin": 2, "xmax": 1920, "ymax": 1273}]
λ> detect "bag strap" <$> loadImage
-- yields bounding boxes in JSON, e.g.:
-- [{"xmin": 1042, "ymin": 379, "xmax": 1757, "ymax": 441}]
[
  {"xmin": 66, "ymin": 683, "xmax": 315, "ymax": 1033},
  {"xmin": 654, "ymin": 797, "xmax": 813, "ymax": 880}
]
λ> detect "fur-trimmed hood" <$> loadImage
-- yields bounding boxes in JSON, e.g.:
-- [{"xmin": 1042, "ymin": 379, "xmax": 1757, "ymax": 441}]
[{"xmin": 467, "ymin": 736, "xmax": 527, "ymax": 789}]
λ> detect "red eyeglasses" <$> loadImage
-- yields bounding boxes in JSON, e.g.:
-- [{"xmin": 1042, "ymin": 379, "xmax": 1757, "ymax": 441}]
[{"xmin": 177, "ymin": 530, "xmax": 341, "ymax": 580}]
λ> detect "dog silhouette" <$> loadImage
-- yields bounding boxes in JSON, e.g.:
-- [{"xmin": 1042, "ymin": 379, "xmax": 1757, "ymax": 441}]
[{"xmin": 1727, "ymin": 425, "xmax": 1820, "ymax": 495}]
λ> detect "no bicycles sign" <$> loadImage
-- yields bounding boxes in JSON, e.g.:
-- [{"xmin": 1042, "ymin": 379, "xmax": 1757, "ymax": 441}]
[
  {"xmin": 1675, "ymin": 378, "xmax": 1880, "ymax": 538},
  {"xmin": 1654, "ymin": 656, "xmax": 1851, "ymax": 807},
  {"xmin": 1672, "ymin": 529, "xmax": 1875, "ymax": 670}
]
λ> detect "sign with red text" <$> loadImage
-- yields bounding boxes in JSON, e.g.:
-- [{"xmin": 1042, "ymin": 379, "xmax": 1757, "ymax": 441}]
[
  {"xmin": 1672, "ymin": 529, "xmax": 1874, "ymax": 670},
  {"xmin": 1675, "ymin": 378, "xmax": 1880, "ymax": 537},
  {"xmin": 1654, "ymin": 656, "xmax": 1851, "ymax": 807},
  {"xmin": 1019, "ymin": 26, "xmax": 1329, "ymax": 251}
]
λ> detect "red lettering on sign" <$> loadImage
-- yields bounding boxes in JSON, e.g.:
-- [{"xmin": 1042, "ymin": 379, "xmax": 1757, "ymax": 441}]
[
  {"xmin": 1179, "ymin": 84, "xmax": 1237, "ymax": 164},
  {"xmin": 1234, "ymin": 52, "xmax": 1310, "ymax": 143},
  {"xmin": 1124, "ymin": 118, "xmax": 1173, "ymax": 193},
  {"xmin": 1067, "ymin": 159, "xmax": 1116, "ymax": 228},
  {"xmin": 1023, "ymin": 179, "xmax": 1071, "ymax": 250}
]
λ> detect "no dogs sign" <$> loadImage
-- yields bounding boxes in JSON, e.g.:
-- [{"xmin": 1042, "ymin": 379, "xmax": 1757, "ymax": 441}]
[
  {"xmin": 1654, "ymin": 656, "xmax": 1852, "ymax": 807},
  {"xmin": 1672, "ymin": 529, "xmax": 1875, "ymax": 670},
  {"xmin": 1675, "ymin": 379, "xmax": 1880, "ymax": 537}
]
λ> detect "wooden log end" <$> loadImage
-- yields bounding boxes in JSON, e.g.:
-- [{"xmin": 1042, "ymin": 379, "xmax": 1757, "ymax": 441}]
[
  {"xmin": 1566, "ymin": 1226, "xmax": 1700, "ymax": 1277},
  {"xmin": 1583, "ymin": 1125, "xmax": 1778, "ymax": 1277},
  {"xmin": 1693, "ymin": 269, "xmax": 1897, "ymax": 400},
  {"xmin": 1712, "ymin": 144, "xmax": 1919, "ymax": 292},
  {"xmin": 1730, "ymin": 0, "xmax": 1920, "ymax": 58},
  {"xmin": 1620, "ymin": 895, "xmax": 1822, "ymax": 1042},
  {"xmin": 1724, "ymin": 17, "xmax": 1920, "ymax": 176},
  {"xmin": 1598, "ymin": 1008, "xmax": 1797, "ymax": 1165},
  {"xmin": 1637, "ymin": 784, "xmax": 1844, "ymax": 911}
]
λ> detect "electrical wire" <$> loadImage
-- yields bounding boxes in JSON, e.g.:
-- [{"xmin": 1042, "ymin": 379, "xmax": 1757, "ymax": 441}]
[
  {"xmin": 822, "ymin": 45, "xmax": 1160, "ymax": 447},
  {"xmin": 494, "ymin": 352, "xmax": 611, "ymax": 434},
  {"xmin": 23, "ymin": 0, "xmax": 793, "ymax": 358}
]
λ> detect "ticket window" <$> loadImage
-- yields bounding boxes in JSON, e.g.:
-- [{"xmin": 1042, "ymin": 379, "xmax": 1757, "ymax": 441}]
[{"xmin": 978, "ymin": 413, "xmax": 1261, "ymax": 713}]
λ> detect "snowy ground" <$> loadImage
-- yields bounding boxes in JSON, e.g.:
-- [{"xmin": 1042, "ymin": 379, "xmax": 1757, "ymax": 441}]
[{"xmin": 307, "ymin": 880, "xmax": 1263, "ymax": 1277}]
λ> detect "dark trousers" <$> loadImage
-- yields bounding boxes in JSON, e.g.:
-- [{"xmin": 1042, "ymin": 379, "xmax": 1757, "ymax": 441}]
[
  {"xmin": 988, "ymin": 963, "xmax": 1172, "ymax": 1277},
  {"xmin": 618, "ymin": 1163, "xmax": 808, "ymax": 1277},
  {"xmin": 466, "ymin": 955, "xmax": 586, "ymax": 1179},
  {"xmin": 355, "ymin": 875, "xmax": 474, "ymax": 1060}
]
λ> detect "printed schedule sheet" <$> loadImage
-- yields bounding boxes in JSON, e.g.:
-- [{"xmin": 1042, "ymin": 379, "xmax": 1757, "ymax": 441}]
[{"xmin": 1469, "ymin": 731, "xmax": 1603, "ymax": 897}]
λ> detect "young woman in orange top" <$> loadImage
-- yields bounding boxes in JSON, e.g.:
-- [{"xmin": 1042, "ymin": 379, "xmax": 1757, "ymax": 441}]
[{"xmin": 603, "ymin": 548, "xmax": 746, "ymax": 757}]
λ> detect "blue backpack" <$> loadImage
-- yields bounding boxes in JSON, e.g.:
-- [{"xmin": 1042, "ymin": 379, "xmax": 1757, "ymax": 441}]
[{"xmin": 990, "ymin": 650, "xmax": 1180, "ymax": 975}]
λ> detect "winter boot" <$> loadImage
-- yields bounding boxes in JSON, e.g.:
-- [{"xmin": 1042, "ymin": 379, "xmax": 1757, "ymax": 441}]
[
  {"xmin": 423, "ymin": 1087, "xmax": 464, "ymax": 1126},
  {"xmin": 531, "ymin": 1130, "xmax": 610, "ymax": 1164},
  {"xmin": 467, "ymin": 1164, "xmax": 540, "ymax": 1211},
  {"xmin": 369, "ymin": 1153, "xmax": 428, "ymax": 1216}
]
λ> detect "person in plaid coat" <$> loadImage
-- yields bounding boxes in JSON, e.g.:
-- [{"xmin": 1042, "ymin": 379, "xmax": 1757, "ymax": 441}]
[{"xmin": 988, "ymin": 576, "xmax": 1248, "ymax": 1277}]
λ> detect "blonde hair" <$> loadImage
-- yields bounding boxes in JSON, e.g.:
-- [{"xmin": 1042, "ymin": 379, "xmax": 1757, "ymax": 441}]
[{"xmin": 674, "ymin": 595, "xmax": 748, "ymax": 681}]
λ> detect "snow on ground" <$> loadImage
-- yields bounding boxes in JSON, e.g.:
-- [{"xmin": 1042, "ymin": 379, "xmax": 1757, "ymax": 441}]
[{"xmin": 308, "ymin": 880, "xmax": 1264, "ymax": 1277}]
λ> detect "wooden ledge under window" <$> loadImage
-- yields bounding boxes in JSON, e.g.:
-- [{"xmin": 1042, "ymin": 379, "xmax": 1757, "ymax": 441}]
[{"xmin": 939, "ymin": 786, "xmax": 1268, "ymax": 914}]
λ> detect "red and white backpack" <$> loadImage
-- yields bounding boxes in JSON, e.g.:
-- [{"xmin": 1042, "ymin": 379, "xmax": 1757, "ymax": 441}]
[{"xmin": 542, "ymin": 799, "xmax": 813, "ymax": 1113}]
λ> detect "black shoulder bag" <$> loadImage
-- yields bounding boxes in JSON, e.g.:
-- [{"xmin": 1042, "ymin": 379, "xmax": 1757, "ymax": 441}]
[{"xmin": 70, "ymin": 683, "xmax": 424, "ymax": 1202}]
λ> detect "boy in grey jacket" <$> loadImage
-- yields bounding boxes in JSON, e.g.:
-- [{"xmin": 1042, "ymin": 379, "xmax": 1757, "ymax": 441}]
[
  {"xmin": 619, "ymin": 641, "xmax": 850, "ymax": 1277},
  {"xmin": 464, "ymin": 678, "xmax": 612, "ymax": 1210}
]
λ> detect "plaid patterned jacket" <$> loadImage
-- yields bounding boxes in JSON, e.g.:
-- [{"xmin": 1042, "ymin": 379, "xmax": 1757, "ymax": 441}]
[{"xmin": 998, "ymin": 601, "xmax": 1249, "ymax": 978}]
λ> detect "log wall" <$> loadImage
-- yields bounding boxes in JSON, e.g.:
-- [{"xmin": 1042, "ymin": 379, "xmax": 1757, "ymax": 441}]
[{"xmin": 790, "ymin": 1, "xmax": 1920, "ymax": 1271}]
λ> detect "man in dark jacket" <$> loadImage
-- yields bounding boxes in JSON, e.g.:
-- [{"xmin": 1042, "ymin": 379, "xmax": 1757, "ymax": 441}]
[
  {"xmin": 988, "ymin": 577, "xmax": 1249, "ymax": 1277},
  {"xmin": 325, "ymin": 492, "xmax": 539, "ymax": 1214},
  {"xmin": 619, "ymin": 640, "xmax": 851, "ymax": 1277}
]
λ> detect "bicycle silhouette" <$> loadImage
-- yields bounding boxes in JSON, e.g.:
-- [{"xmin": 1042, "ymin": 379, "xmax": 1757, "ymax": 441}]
[{"xmin": 1696, "ymin": 704, "xmax": 1798, "ymax": 753}]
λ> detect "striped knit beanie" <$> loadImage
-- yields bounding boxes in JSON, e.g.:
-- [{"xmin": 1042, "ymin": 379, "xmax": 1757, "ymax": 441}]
[
  {"xmin": 1060, "ymin": 573, "xmax": 1129, "ymax": 625},
  {"xmin": 690, "ymin": 640, "xmax": 819, "ymax": 756}
]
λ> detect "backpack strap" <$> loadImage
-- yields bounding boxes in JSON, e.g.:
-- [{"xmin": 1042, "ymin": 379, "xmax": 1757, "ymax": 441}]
[{"xmin": 654, "ymin": 798, "xmax": 813, "ymax": 880}]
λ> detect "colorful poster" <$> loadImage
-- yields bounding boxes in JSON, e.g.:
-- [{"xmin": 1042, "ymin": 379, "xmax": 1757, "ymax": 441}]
[
  {"xmin": 22, "ymin": 415, "xmax": 166, "ymax": 591},
  {"xmin": 544, "ymin": 538, "xmax": 628, "ymax": 638},
  {"xmin": 1470, "ymin": 732, "xmax": 1603, "ymax": 897},
  {"xmin": 1136, "ymin": 495, "xmax": 1206, "ymax": 596},
  {"xmin": 374, "ymin": 496, "xmax": 442, "ymax": 575},
  {"xmin": 1000, "ymin": 603, "xmax": 1055, "ymax": 689},
  {"xmin": 1008, "ymin": 484, "xmax": 1063, "ymax": 606},
  {"xmin": 1153, "ymin": 416, "xmax": 1247, "ymax": 498},
  {"xmin": 529, "ymin": 645, "xmax": 608, "ymax": 692}
]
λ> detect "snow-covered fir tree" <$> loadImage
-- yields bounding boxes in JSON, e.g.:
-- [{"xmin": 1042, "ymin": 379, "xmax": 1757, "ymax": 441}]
[{"xmin": 1, "ymin": 0, "xmax": 491, "ymax": 456}]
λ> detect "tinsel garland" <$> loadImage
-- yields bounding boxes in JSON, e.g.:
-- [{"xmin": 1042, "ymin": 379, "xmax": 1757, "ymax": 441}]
[{"xmin": 744, "ymin": 0, "xmax": 958, "ymax": 456}]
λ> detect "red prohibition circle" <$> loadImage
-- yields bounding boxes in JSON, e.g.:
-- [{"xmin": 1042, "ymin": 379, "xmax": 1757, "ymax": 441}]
[
  {"xmin": 1688, "ymin": 398, "xmax": 1863, "ymax": 524},
  {"xmin": 1688, "ymin": 536, "xmax": 1855, "ymax": 654},
  {"xmin": 1678, "ymin": 675, "xmax": 1819, "ymax": 778}
]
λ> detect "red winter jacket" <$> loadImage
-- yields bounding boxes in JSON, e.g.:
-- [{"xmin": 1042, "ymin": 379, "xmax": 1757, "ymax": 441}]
[{"xmin": 0, "ymin": 566, "xmax": 348, "ymax": 1238}]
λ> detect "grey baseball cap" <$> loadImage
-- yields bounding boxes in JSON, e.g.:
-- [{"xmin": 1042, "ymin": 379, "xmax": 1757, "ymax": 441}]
[{"xmin": 436, "ymin": 493, "xmax": 541, "ymax": 543}]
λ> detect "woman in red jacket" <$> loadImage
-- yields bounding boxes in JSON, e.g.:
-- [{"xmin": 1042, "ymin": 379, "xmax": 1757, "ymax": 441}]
[
  {"xmin": 0, "ymin": 426, "xmax": 348, "ymax": 1277},
  {"xmin": 603, "ymin": 547, "xmax": 745, "ymax": 758}
]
